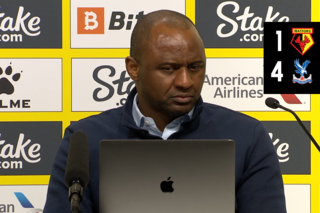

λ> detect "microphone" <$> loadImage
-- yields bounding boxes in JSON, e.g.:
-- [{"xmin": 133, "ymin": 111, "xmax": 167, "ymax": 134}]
[
  {"xmin": 265, "ymin": 97, "xmax": 320, "ymax": 152},
  {"xmin": 65, "ymin": 131, "xmax": 90, "ymax": 213},
  {"xmin": 265, "ymin": 97, "xmax": 280, "ymax": 109}
]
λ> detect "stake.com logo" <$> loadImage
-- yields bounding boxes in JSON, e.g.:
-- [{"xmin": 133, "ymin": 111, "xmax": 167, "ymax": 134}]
[{"xmin": 14, "ymin": 192, "xmax": 43, "ymax": 213}]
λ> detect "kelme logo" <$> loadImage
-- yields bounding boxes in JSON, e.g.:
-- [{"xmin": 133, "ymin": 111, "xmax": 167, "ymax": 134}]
[{"xmin": 0, "ymin": 63, "xmax": 22, "ymax": 95}]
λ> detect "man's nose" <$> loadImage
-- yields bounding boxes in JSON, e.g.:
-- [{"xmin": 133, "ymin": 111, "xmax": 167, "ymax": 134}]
[{"xmin": 174, "ymin": 67, "xmax": 193, "ymax": 89}]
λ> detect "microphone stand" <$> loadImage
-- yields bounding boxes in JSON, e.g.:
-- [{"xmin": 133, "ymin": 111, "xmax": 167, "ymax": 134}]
[
  {"xmin": 274, "ymin": 102, "xmax": 320, "ymax": 152},
  {"xmin": 69, "ymin": 180, "xmax": 83, "ymax": 213}
]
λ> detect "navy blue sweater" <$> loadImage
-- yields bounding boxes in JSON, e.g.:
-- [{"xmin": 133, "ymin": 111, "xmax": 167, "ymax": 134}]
[{"xmin": 44, "ymin": 88, "xmax": 286, "ymax": 213}]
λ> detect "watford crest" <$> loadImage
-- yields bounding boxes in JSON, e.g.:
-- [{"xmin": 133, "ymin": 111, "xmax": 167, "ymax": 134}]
[{"xmin": 290, "ymin": 28, "xmax": 315, "ymax": 55}]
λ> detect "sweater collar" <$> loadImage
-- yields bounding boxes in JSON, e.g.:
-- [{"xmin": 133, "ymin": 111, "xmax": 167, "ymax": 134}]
[{"xmin": 121, "ymin": 87, "xmax": 203, "ymax": 130}]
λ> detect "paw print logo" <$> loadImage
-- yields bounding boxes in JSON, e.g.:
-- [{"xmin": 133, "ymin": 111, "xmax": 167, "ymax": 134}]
[{"xmin": 0, "ymin": 63, "xmax": 22, "ymax": 95}]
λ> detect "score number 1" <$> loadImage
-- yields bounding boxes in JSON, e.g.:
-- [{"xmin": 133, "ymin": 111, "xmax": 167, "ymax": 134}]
[{"xmin": 271, "ymin": 30, "xmax": 283, "ymax": 82}]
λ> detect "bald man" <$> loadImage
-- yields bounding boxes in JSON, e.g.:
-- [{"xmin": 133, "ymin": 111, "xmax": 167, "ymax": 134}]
[{"xmin": 44, "ymin": 10, "xmax": 286, "ymax": 213}]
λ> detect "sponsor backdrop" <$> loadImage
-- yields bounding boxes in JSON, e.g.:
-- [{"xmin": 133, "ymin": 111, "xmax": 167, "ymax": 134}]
[{"xmin": 0, "ymin": 0, "xmax": 319, "ymax": 212}]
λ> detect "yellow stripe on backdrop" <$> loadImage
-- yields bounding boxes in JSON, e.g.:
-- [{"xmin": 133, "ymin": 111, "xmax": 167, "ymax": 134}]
[
  {"xmin": 0, "ymin": 175, "xmax": 50, "ymax": 185},
  {"xmin": 0, "ymin": 0, "xmax": 320, "ymax": 212}
]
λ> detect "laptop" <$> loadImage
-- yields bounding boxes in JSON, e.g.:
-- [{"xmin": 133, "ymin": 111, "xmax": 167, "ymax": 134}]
[{"xmin": 99, "ymin": 139, "xmax": 235, "ymax": 213}]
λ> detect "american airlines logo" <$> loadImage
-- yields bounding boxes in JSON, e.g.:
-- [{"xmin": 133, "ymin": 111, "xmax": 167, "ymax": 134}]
[
  {"xmin": 14, "ymin": 192, "xmax": 43, "ymax": 213},
  {"xmin": 201, "ymin": 58, "xmax": 310, "ymax": 111},
  {"xmin": 0, "ymin": 193, "xmax": 43, "ymax": 213},
  {"xmin": 0, "ymin": 186, "xmax": 48, "ymax": 213},
  {"xmin": 204, "ymin": 73, "xmax": 263, "ymax": 99},
  {"xmin": 280, "ymin": 94, "xmax": 303, "ymax": 104}
]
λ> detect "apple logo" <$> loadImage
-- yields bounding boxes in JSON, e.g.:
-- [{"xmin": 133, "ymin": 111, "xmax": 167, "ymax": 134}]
[{"xmin": 160, "ymin": 176, "xmax": 174, "ymax": 193}]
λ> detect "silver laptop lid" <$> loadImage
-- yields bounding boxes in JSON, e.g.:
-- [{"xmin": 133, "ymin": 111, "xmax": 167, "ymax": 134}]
[{"xmin": 99, "ymin": 139, "xmax": 235, "ymax": 213}]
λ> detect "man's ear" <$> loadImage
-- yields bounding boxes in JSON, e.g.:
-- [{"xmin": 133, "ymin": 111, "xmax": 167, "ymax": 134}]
[{"xmin": 125, "ymin": 56, "xmax": 139, "ymax": 81}]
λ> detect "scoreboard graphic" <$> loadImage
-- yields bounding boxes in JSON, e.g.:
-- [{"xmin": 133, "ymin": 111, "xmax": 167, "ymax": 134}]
[{"xmin": 264, "ymin": 22, "xmax": 320, "ymax": 94}]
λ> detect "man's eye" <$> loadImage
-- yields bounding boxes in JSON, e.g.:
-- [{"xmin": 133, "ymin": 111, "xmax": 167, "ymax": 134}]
[
  {"xmin": 190, "ymin": 63, "xmax": 204, "ymax": 71},
  {"xmin": 162, "ymin": 67, "xmax": 172, "ymax": 71},
  {"xmin": 189, "ymin": 65, "xmax": 200, "ymax": 71}
]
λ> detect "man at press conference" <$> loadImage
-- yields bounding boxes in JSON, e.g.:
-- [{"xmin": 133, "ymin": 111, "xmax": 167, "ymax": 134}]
[{"xmin": 43, "ymin": 10, "xmax": 287, "ymax": 213}]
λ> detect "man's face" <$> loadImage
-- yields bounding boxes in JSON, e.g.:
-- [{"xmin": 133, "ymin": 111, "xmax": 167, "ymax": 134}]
[{"xmin": 131, "ymin": 23, "xmax": 206, "ymax": 120}]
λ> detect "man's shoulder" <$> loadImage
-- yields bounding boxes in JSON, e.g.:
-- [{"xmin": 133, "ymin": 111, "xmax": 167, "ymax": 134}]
[
  {"xmin": 70, "ymin": 107, "xmax": 124, "ymax": 130},
  {"xmin": 201, "ymin": 102, "xmax": 259, "ymax": 124}
]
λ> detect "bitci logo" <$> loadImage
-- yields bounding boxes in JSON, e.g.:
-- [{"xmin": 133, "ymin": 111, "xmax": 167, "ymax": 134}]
[
  {"xmin": 78, "ymin": 8, "xmax": 104, "ymax": 34},
  {"xmin": 0, "ymin": 63, "xmax": 22, "ymax": 95},
  {"xmin": 71, "ymin": 0, "xmax": 185, "ymax": 48}
]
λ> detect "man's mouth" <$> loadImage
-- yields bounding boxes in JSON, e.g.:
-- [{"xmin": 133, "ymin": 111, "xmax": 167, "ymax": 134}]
[{"xmin": 172, "ymin": 95, "xmax": 193, "ymax": 104}]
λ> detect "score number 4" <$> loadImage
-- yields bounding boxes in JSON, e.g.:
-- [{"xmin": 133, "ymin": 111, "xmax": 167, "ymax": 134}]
[{"xmin": 271, "ymin": 30, "xmax": 283, "ymax": 82}]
